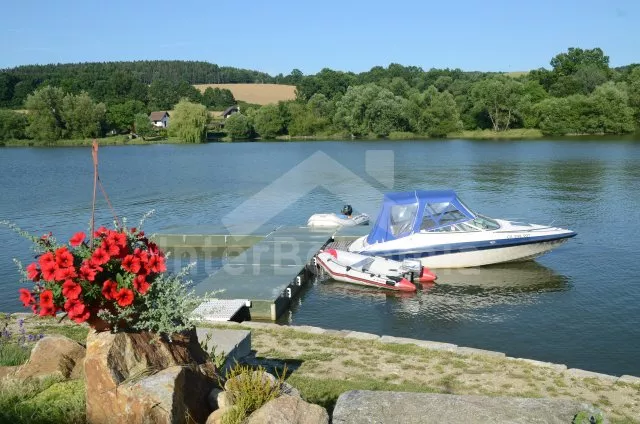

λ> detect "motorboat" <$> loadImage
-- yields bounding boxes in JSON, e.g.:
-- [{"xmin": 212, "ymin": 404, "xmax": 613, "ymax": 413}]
[
  {"xmin": 322, "ymin": 248, "xmax": 437, "ymax": 283},
  {"xmin": 315, "ymin": 250, "xmax": 417, "ymax": 292},
  {"xmin": 307, "ymin": 204, "xmax": 369, "ymax": 228},
  {"xmin": 347, "ymin": 190, "xmax": 576, "ymax": 268}
]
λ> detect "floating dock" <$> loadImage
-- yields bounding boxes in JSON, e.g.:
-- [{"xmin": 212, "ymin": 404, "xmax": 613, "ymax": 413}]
[{"xmin": 156, "ymin": 226, "xmax": 369, "ymax": 321}]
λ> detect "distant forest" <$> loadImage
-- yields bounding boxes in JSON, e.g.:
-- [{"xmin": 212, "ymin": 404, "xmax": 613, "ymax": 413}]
[{"xmin": 1, "ymin": 48, "xmax": 639, "ymax": 141}]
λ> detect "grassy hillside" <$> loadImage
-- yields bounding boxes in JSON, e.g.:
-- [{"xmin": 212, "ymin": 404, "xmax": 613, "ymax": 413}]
[{"xmin": 193, "ymin": 83, "xmax": 297, "ymax": 105}]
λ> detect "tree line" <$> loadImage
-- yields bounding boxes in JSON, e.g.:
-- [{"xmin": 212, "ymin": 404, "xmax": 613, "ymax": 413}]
[{"xmin": 1, "ymin": 47, "xmax": 639, "ymax": 142}]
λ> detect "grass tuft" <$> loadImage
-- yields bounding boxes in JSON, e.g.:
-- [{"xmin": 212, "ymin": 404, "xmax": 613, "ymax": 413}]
[{"xmin": 0, "ymin": 377, "xmax": 85, "ymax": 424}]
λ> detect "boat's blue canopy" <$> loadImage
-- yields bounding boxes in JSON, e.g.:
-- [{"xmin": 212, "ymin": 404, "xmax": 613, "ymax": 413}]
[{"xmin": 366, "ymin": 190, "xmax": 476, "ymax": 244}]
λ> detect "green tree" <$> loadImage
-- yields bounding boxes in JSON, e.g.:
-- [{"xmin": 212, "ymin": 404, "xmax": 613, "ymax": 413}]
[
  {"xmin": 224, "ymin": 113, "xmax": 254, "ymax": 139},
  {"xmin": 107, "ymin": 100, "xmax": 147, "ymax": 132},
  {"xmin": 61, "ymin": 91, "xmax": 106, "ymax": 138},
  {"xmin": 24, "ymin": 85, "xmax": 67, "ymax": 140},
  {"xmin": 470, "ymin": 77, "xmax": 524, "ymax": 131},
  {"xmin": 627, "ymin": 67, "xmax": 640, "ymax": 128},
  {"xmin": 0, "ymin": 110, "xmax": 27, "ymax": 140},
  {"xmin": 253, "ymin": 104, "xmax": 285, "ymax": 139},
  {"xmin": 550, "ymin": 47, "xmax": 610, "ymax": 77},
  {"xmin": 407, "ymin": 86, "xmax": 462, "ymax": 136},
  {"xmin": 202, "ymin": 87, "xmax": 236, "ymax": 109},
  {"xmin": 589, "ymin": 82, "xmax": 635, "ymax": 134},
  {"xmin": 133, "ymin": 113, "xmax": 153, "ymax": 136},
  {"xmin": 334, "ymin": 84, "xmax": 409, "ymax": 137},
  {"xmin": 168, "ymin": 98, "xmax": 208, "ymax": 143},
  {"xmin": 148, "ymin": 79, "xmax": 179, "ymax": 110}
]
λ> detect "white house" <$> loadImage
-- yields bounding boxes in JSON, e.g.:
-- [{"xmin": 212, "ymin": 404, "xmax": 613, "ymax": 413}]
[{"xmin": 149, "ymin": 111, "xmax": 170, "ymax": 128}]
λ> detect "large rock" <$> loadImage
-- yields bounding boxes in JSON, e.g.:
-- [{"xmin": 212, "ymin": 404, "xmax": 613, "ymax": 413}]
[
  {"xmin": 246, "ymin": 395, "xmax": 329, "ymax": 424},
  {"xmin": 15, "ymin": 335, "xmax": 85, "ymax": 380},
  {"xmin": 332, "ymin": 391, "xmax": 605, "ymax": 424},
  {"xmin": 85, "ymin": 328, "xmax": 219, "ymax": 424}
]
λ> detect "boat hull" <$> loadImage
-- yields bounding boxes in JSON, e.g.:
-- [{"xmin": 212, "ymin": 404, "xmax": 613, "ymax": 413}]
[
  {"xmin": 315, "ymin": 252, "xmax": 416, "ymax": 292},
  {"xmin": 350, "ymin": 235, "xmax": 574, "ymax": 268}
]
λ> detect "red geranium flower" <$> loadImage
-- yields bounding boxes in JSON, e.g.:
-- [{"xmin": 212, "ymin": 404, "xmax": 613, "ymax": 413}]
[
  {"xmin": 38, "ymin": 305, "xmax": 56, "ymax": 317},
  {"xmin": 39, "ymin": 289, "xmax": 54, "ymax": 308},
  {"xmin": 79, "ymin": 260, "xmax": 100, "ymax": 281},
  {"xmin": 55, "ymin": 246, "xmax": 74, "ymax": 269},
  {"xmin": 64, "ymin": 299, "xmax": 90, "ymax": 322},
  {"xmin": 101, "ymin": 280, "xmax": 118, "ymax": 300},
  {"xmin": 55, "ymin": 266, "xmax": 77, "ymax": 281},
  {"xmin": 122, "ymin": 255, "xmax": 141, "ymax": 274},
  {"xmin": 62, "ymin": 280, "xmax": 82, "ymax": 300},
  {"xmin": 90, "ymin": 247, "xmax": 111, "ymax": 266},
  {"xmin": 133, "ymin": 275, "xmax": 150, "ymax": 295},
  {"xmin": 115, "ymin": 288, "xmax": 134, "ymax": 307},
  {"xmin": 69, "ymin": 231, "xmax": 86, "ymax": 247},
  {"xmin": 147, "ymin": 255, "xmax": 166, "ymax": 274},
  {"xmin": 93, "ymin": 226, "xmax": 108, "ymax": 238},
  {"xmin": 38, "ymin": 252, "xmax": 55, "ymax": 271},
  {"xmin": 19, "ymin": 288, "xmax": 34, "ymax": 307},
  {"xmin": 26, "ymin": 262, "xmax": 40, "ymax": 282}
]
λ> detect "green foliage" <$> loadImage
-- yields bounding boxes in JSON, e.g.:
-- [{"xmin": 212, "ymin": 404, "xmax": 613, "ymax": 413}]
[
  {"xmin": 200, "ymin": 332, "xmax": 227, "ymax": 370},
  {"xmin": 107, "ymin": 100, "xmax": 147, "ymax": 132},
  {"xmin": 550, "ymin": 47, "xmax": 610, "ymax": 77},
  {"xmin": 537, "ymin": 83, "xmax": 635, "ymax": 135},
  {"xmin": 572, "ymin": 410, "xmax": 604, "ymax": 424},
  {"xmin": 168, "ymin": 99, "xmax": 208, "ymax": 143},
  {"xmin": 253, "ymin": 104, "xmax": 285, "ymax": 139},
  {"xmin": 131, "ymin": 263, "xmax": 200, "ymax": 336},
  {"xmin": 471, "ymin": 77, "xmax": 524, "ymax": 131},
  {"xmin": 0, "ymin": 377, "xmax": 85, "ymax": 424},
  {"xmin": 133, "ymin": 113, "xmax": 153, "ymax": 136},
  {"xmin": 0, "ymin": 109, "xmax": 27, "ymax": 140},
  {"xmin": 24, "ymin": 86, "xmax": 105, "ymax": 140},
  {"xmin": 203, "ymin": 87, "xmax": 236, "ymax": 109},
  {"xmin": 0, "ymin": 342, "xmax": 30, "ymax": 366},
  {"xmin": 408, "ymin": 86, "xmax": 462, "ymax": 137},
  {"xmin": 24, "ymin": 85, "xmax": 66, "ymax": 140},
  {"xmin": 222, "ymin": 363, "xmax": 286, "ymax": 424},
  {"xmin": 61, "ymin": 91, "xmax": 106, "ymax": 139},
  {"xmin": 224, "ymin": 113, "xmax": 255, "ymax": 140},
  {"xmin": 334, "ymin": 84, "xmax": 409, "ymax": 137}
]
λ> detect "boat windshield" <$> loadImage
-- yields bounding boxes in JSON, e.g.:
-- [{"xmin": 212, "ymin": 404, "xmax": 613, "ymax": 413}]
[
  {"xmin": 429, "ymin": 215, "xmax": 500, "ymax": 232},
  {"xmin": 420, "ymin": 201, "xmax": 470, "ymax": 232},
  {"xmin": 390, "ymin": 203, "xmax": 418, "ymax": 236}
]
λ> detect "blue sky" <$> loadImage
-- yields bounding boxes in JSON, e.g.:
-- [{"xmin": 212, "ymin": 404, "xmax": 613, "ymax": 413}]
[{"xmin": 2, "ymin": 0, "xmax": 638, "ymax": 76}]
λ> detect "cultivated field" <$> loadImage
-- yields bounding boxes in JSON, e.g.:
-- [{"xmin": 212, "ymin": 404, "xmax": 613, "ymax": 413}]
[{"xmin": 193, "ymin": 83, "xmax": 297, "ymax": 105}]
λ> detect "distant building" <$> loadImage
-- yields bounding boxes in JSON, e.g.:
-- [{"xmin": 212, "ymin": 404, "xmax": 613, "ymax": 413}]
[
  {"xmin": 222, "ymin": 105, "xmax": 240, "ymax": 119},
  {"xmin": 149, "ymin": 111, "xmax": 170, "ymax": 128}
]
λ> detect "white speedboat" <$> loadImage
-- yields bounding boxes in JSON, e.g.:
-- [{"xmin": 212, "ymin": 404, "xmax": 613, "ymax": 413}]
[
  {"xmin": 322, "ymin": 248, "xmax": 437, "ymax": 283},
  {"xmin": 307, "ymin": 204, "xmax": 369, "ymax": 228},
  {"xmin": 347, "ymin": 190, "xmax": 576, "ymax": 268},
  {"xmin": 315, "ymin": 251, "xmax": 416, "ymax": 292}
]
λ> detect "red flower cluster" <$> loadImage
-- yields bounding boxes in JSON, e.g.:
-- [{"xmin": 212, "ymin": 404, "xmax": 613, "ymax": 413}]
[{"xmin": 18, "ymin": 226, "xmax": 167, "ymax": 328}]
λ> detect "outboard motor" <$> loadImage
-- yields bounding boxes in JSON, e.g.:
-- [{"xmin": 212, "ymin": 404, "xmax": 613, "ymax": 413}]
[{"xmin": 341, "ymin": 205, "xmax": 353, "ymax": 216}]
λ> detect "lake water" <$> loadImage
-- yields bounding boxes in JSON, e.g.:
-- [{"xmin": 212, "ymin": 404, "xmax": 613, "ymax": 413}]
[{"xmin": 1, "ymin": 139, "xmax": 639, "ymax": 377}]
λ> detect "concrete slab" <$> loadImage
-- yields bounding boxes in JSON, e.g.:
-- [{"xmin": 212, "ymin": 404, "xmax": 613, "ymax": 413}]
[
  {"xmin": 196, "ymin": 328, "xmax": 251, "ymax": 369},
  {"xmin": 344, "ymin": 331, "xmax": 380, "ymax": 341},
  {"xmin": 566, "ymin": 368, "xmax": 619, "ymax": 383},
  {"xmin": 332, "ymin": 391, "xmax": 606, "ymax": 424},
  {"xmin": 618, "ymin": 375, "xmax": 640, "ymax": 385},
  {"xmin": 507, "ymin": 357, "xmax": 567, "ymax": 372},
  {"xmin": 456, "ymin": 347, "xmax": 506, "ymax": 358}
]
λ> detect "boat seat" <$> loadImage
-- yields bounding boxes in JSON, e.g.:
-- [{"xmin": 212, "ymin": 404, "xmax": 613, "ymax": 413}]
[{"xmin": 350, "ymin": 257, "xmax": 375, "ymax": 271}]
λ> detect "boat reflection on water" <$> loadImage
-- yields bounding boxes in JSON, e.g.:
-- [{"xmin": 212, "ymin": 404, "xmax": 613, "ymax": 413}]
[
  {"xmin": 315, "ymin": 261, "xmax": 570, "ymax": 323},
  {"xmin": 432, "ymin": 261, "xmax": 570, "ymax": 292}
]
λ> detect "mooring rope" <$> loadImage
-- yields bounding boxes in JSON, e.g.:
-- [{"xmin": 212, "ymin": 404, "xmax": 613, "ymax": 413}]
[{"xmin": 90, "ymin": 139, "xmax": 120, "ymax": 248}]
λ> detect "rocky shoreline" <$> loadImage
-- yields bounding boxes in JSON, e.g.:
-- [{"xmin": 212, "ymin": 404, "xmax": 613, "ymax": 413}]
[{"xmin": 2, "ymin": 313, "xmax": 640, "ymax": 423}]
